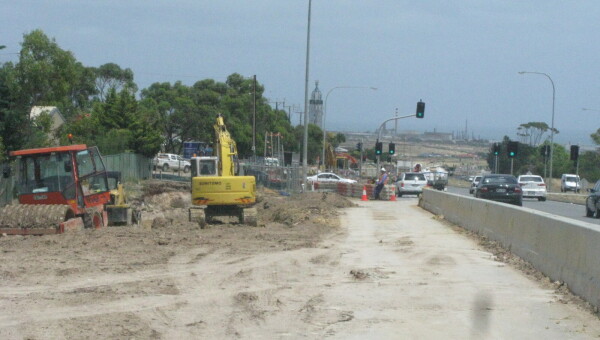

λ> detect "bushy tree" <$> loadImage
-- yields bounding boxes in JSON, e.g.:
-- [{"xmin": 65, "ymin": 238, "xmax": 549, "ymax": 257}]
[
  {"xmin": 487, "ymin": 137, "xmax": 573, "ymax": 178},
  {"xmin": 15, "ymin": 29, "xmax": 96, "ymax": 118},
  {"xmin": 293, "ymin": 124, "xmax": 323, "ymax": 164},
  {"xmin": 93, "ymin": 63, "xmax": 136, "ymax": 101}
]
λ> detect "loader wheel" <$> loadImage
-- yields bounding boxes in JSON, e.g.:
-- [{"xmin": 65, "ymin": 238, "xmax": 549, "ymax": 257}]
[
  {"xmin": 162, "ymin": 163, "xmax": 169, "ymax": 172},
  {"xmin": 84, "ymin": 211, "xmax": 103, "ymax": 229}
]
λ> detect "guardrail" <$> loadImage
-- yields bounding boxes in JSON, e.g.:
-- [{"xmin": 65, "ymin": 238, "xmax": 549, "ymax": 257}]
[{"xmin": 419, "ymin": 188, "xmax": 600, "ymax": 310}]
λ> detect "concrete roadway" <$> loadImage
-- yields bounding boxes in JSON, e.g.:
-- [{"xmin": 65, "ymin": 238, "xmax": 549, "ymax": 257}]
[
  {"xmin": 324, "ymin": 199, "xmax": 600, "ymax": 338},
  {"xmin": 446, "ymin": 186, "xmax": 598, "ymax": 225}
]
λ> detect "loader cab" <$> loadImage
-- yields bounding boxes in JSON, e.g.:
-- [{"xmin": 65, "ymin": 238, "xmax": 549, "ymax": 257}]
[
  {"xmin": 11, "ymin": 145, "xmax": 110, "ymax": 213},
  {"xmin": 190, "ymin": 156, "xmax": 218, "ymax": 177}
]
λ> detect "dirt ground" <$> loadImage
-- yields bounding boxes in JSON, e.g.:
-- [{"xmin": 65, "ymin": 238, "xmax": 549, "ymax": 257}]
[
  {"xmin": 0, "ymin": 181, "xmax": 354, "ymax": 339},
  {"xmin": 0, "ymin": 180, "xmax": 597, "ymax": 338}
]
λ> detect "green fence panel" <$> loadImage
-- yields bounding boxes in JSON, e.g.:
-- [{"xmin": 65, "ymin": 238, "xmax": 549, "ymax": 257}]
[
  {"xmin": 103, "ymin": 153, "xmax": 152, "ymax": 182},
  {"xmin": 0, "ymin": 163, "xmax": 15, "ymax": 207}
]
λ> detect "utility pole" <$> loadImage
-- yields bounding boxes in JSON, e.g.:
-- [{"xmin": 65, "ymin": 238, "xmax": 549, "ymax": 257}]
[
  {"xmin": 252, "ymin": 75, "xmax": 257, "ymax": 162},
  {"xmin": 301, "ymin": 0, "xmax": 312, "ymax": 191}
]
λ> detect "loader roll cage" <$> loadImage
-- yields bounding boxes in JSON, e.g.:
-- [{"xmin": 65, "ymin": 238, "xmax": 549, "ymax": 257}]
[{"xmin": 12, "ymin": 145, "xmax": 110, "ymax": 207}]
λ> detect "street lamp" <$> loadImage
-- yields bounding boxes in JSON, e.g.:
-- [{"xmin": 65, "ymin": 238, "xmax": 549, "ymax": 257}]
[
  {"xmin": 321, "ymin": 86, "xmax": 377, "ymax": 170},
  {"xmin": 582, "ymin": 108, "xmax": 600, "ymax": 112},
  {"xmin": 518, "ymin": 71, "xmax": 556, "ymax": 190}
]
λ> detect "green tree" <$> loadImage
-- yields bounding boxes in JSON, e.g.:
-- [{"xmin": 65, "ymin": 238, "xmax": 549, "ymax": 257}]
[
  {"xmin": 517, "ymin": 122, "xmax": 558, "ymax": 146},
  {"xmin": 293, "ymin": 124, "xmax": 323, "ymax": 164},
  {"xmin": 93, "ymin": 63, "xmax": 136, "ymax": 102},
  {"xmin": 579, "ymin": 151, "xmax": 600, "ymax": 183},
  {"xmin": 15, "ymin": 30, "xmax": 96, "ymax": 119},
  {"xmin": 141, "ymin": 81, "xmax": 192, "ymax": 154},
  {"xmin": 0, "ymin": 136, "xmax": 6, "ymax": 163},
  {"xmin": 327, "ymin": 132, "xmax": 346, "ymax": 148},
  {"xmin": 0, "ymin": 63, "xmax": 28, "ymax": 153},
  {"xmin": 487, "ymin": 137, "xmax": 572, "ymax": 178}
]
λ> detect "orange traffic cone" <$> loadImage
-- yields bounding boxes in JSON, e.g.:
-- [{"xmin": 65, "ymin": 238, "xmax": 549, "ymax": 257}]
[
  {"xmin": 361, "ymin": 186, "xmax": 368, "ymax": 201},
  {"xmin": 390, "ymin": 190, "xmax": 396, "ymax": 201}
]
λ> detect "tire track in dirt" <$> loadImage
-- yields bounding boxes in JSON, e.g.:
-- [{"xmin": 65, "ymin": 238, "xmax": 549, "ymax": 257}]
[{"xmin": 134, "ymin": 236, "xmax": 350, "ymax": 338}]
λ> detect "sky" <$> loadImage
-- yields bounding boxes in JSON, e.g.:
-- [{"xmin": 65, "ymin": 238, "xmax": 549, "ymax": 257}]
[{"xmin": 2, "ymin": 0, "xmax": 599, "ymax": 146}]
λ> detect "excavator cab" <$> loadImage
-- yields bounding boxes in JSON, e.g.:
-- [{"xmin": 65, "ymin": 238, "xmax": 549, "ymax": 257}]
[{"xmin": 190, "ymin": 156, "xmax": 218, "ymax": 177}]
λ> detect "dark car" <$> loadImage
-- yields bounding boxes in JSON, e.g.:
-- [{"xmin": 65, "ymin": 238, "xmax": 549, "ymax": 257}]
[
  {"xmin": 475, "ymin": 174, "xmax": 523, "ymax": 206},
  {"xmin": 585, "ymin": 180, "xmax": 600, "ymax": 218}
]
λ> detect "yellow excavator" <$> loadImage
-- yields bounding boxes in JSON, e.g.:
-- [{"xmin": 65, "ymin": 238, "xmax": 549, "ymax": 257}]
[{"xmin": 188, "ymin": 114, "xmax": 257, "ymax": 227}]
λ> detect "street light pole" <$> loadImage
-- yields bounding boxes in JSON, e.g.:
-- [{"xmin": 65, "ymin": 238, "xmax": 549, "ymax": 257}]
[
  {"xmin": 302, "ymin": 0, "xmax": 312, "ymax": 191},
  {"xmin": 518, "ymin": 71, "xmax": 555, "ymax": 191},
  {"xmin": 321, "ymin": 86, "xmax": 377, "ymax": 171}
]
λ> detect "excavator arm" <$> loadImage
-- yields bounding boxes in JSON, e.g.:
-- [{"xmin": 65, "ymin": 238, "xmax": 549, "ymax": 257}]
[{"xmin": 214, "ymin": 114, "xmax": 238, "ymax": 177}]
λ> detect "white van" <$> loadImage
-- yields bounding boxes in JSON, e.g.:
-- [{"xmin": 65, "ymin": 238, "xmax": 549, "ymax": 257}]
[{"xmin": 561, "ymin": 174, "xmax": 581, "ymax": 193}]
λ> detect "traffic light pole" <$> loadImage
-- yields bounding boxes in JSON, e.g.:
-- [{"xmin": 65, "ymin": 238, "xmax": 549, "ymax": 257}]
[
  {"xmin": 494, "ymin": 155, "xmax": 498, "ymax": 174},
  {"xmin": 510, "ymin": 158, "xmax": 514, "ymax": 175},
  {"xmin": 359, "ymin": 138, "xmax": 363, "ymax": 179},
  {"xmin": 375, "ymin": 114, "xmax": 415, "ymax": 171}
]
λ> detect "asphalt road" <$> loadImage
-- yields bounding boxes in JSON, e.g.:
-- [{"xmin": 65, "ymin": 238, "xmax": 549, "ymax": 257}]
[{"xmin": 446, "ymin": 186, "xmax": 598, "ymax": 225}]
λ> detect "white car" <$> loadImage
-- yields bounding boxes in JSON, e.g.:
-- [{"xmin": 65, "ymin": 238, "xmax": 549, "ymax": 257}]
[
  {"xmin": 561, "ymin": 174, "xmax": 581, "ymax": 193},
  {"xmin": 306, "ymin": 172, "xmax": 357, "ymax": 184},
  {"xmin": 153, "ymin": 153, "xmax": 191, "ymax": 172},
  {"xmin": 517, "ymin": 175, "xmax": 547, "ymax": 201},
  {"xmin": 396, "ymin": 172, "xmax": 428, "ymax": 197},
  {"xmin": 469, "ymin": 176, "xmax": 482, "ymax": 195}
]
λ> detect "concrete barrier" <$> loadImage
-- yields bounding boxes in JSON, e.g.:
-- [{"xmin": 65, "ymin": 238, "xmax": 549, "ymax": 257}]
[{"xmin": 419, "ymin": 188, "xmax": 600, "ymax": 310}]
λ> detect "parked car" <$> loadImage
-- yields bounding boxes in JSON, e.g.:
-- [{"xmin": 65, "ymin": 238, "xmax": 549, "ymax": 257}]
[
  {"xmin": 561, "ymin": 174, "xmax": 581, "ymax": 193},
  {"xmin": 475, "ymin": 174, "xmax": 522, "ymax": 206},
  {"xmin": 585, "ymin": 180, "xmax": 600, "ymax": 218},
  {"xmin": 517, "ymin": 175, "xmax": 547, "ymax": 201},
  {"xmin": 153, "ymin": 153, "xmax": 191, "ymax": 172},
  {"xmin": 469, "ymin": 175, "xmax": 482, "ymax": 195},
  {"xmin": 396, "ymin": 172, "xmax": 428, "ymax": 197},
  {"xmin": 306, "ymin": 172, "xmax": 357, "ymax": 184}
]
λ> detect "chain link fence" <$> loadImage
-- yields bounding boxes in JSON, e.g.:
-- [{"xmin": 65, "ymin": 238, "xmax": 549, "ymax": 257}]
[{"xmin": 242, "ymin": 163, "xmax": 303, "ymax": 193}]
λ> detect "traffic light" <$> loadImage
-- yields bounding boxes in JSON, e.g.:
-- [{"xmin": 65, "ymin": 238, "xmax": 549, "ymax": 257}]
[
  {"xmin": 492, "ymin": 143, "xmax": 500, "ymax": 156},
  {"xmin": 375, "ymin": 141, "xmax": 383, "ymax": 155},
  {"xmin": 416, "ymin": 101, "xmax": 425, "ymax": 119},
  {"xmin": 356, "ymin": 142, "xmax": 362, "ymax": 151},
  {"xmin": 389, "ymin": 142, "xmax": 395, "ymax": 155},
  {"xmin": 67, "ymin": 133, "xmax": 73, "ymax": 144},
  {"xmin": 507, "ymin": 141, "xmax": 518, "ymax": 158},
  {"xmin": 570, "ymin": 145, "xmax": 579, "ymax": 161}
]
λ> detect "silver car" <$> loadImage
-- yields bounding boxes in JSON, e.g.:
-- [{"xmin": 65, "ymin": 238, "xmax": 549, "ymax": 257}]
[
  {"xmin": 306, "ymin": 172, "xmax": 357, "ymax": 184},
  {"xmin": 518, "ymin": 175, "xmax": 547, "ymax": 201},
  {"xmin": 396, "ymin": 172, "xmax": 428, "ymax": 197}
]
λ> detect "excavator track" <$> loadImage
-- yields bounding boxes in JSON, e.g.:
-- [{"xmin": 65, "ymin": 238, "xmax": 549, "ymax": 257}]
[
  {"xmin": 0, "ymin": 204, "xmax": 76, "ymax": 235},
  {"xmin": 240, "ymin": 207, "xmax": 257, "ymax": 227}
]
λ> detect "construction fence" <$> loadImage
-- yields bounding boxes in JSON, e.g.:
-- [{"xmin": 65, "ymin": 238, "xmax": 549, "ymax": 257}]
[
  {"xmin": 103, "ymin": 153, "xmax": 153, "ymax": 182},
  {"xmin": 242, "ymin": 164, "xmax": 304, "ymax": 193},
  {"xmin": 0, "ymin": 172, "xmax": 15, "ymax": 207}
]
